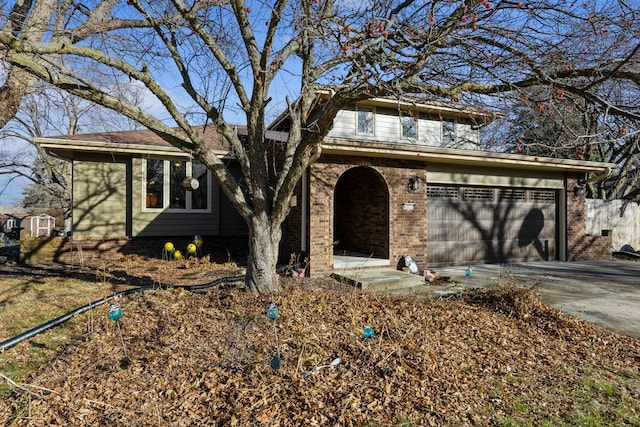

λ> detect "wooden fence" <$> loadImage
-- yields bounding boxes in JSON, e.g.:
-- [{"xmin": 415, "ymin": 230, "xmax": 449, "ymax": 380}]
[{"xmin": 586, "ymin": 199, "xmax": 640, "ymax": 253}]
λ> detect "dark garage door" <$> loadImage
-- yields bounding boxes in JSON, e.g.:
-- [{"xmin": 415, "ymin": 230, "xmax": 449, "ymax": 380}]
[{"xmin": 427, "ymin": 185, "xmax": 557, "ymax": 265}]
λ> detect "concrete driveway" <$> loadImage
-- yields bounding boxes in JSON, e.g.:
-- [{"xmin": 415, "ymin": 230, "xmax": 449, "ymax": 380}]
[{"xmin": 434, "ymin": 260, "xmax": 640, "ymax": 339}]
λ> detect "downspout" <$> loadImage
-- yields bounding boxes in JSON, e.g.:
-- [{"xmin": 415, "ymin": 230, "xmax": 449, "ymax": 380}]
[
  {"xmin": 302, "ymin": 145, "xmax": 322, "ymax": 253},
  {"xmin": 581, "ymin": 166, "xmax": 612, "ymax": 185}
]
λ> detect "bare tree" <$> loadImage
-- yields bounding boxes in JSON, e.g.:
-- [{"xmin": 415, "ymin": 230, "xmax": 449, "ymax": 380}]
[
  {"xmin": 0, "ymin": 80, "xmax": 146, "ymax": 228},
  {"xmin": 0, "ymin": 0, "xmax": 638, "ymax": 293},
  {"xmin": 495, "ymin": 86, "xmax": 640, "ymax": 200}
]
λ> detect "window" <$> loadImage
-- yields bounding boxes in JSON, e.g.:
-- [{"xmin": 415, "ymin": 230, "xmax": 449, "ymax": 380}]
[
  {"xmin": 144, "ymin": 159, "xmax": 210, "ymax": 211},
  {"xmin": 356, "ymin": 106, "xmax": 374, "ymax": 135},
  {"xmin": 442, "ymin": 119, "xmax": 456, "ymax": 144},
  {"xmin": 6, "ymin": 218, "xmax": 17, "ymax": 230},
  {"xmin": 401, "ymin": 113, "xmax": 418, "ymax": 139}
]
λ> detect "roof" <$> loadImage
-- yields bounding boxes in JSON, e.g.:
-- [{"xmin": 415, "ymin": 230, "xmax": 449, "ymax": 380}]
[
  {"xmin": 38, "ymin": 125, "xmax": 289, "ymax": 161},
  {"xmin": 38, "ymin": 125, "xmax": 239, "ymax": 160},
  {"xmin": 37, "ymin": 108, "xmax": 613, "ymax": 178}
]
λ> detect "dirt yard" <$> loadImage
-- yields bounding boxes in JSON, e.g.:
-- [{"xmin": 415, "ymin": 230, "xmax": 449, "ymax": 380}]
[{"xmin": 1, "ymin": 256, "xmax": 639, "ymax": 426}]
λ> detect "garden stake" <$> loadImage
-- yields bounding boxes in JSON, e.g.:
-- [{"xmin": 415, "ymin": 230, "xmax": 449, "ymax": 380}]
[
  {"xmin": 266, "ymin": 302, "xmax": 282, "ymax": 370},
  {"xmin": 463, "ymin": 265, "xmax": 473, "ymax": 287},
  {"xmin": 108, "ymin": 303, "xmax": 131, "ymax": 369}
]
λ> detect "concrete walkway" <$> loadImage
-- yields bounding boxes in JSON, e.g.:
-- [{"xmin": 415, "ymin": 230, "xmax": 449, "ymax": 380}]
[{"xmin": 402, "ymin": 260, "xmax": 640, "ymax": 339}]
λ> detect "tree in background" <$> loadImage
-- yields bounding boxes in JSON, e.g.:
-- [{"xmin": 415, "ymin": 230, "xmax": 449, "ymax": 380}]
[
  {"xmin": 0, "ymin": 0, "xmax": 638, "ymax": 293},
  {"xmin": 0, "ymin": 81, "xmax": 146, "ymax": 230},
  {"xmin": 494, "ymin": 86, "xmax": 640, "ymax": 200}
]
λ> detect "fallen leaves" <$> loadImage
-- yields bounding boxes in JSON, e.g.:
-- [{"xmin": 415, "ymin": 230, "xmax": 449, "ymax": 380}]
[{"xmin": 1, "ymin": 269, "xmax": 639, "ymax": 425}]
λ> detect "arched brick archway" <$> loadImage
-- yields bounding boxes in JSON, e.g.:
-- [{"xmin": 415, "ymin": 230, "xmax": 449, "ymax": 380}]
[{"xmin": 334, "ymin": 166, "xmax": 389, "ymax": 259}]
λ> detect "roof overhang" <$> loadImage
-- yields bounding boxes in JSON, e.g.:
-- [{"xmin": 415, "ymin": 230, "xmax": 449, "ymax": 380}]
[
  {"xmin": 320, "ymin": 138, "xmax": 615, "ymax": 176},
  {"xmin": 36, "ymin": 137, "xmax": 233, "ymax": 161}
]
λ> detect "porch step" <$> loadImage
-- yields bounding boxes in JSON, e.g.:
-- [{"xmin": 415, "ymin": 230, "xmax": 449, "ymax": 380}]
[{"xmin": 331, "ymin": 268, "xmax": 426, "ymax": 292}]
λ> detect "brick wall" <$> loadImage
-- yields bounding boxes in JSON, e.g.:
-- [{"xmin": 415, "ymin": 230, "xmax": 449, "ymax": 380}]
[
  {"xmin": 566, "ymin": 174, "xmax": 612, "ymax": 261},
  {"xmin": 308, "ymin": 155, "xmax": 428, "ymax": 276}
]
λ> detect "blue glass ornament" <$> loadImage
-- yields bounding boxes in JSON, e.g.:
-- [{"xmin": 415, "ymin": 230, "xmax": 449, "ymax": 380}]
[
  {"xmin": 363, "ymin": 325, "xmax": 375, "ymax": 338},
  {"xmin": 465, "ymin": 266, "xmax": 473, "ymax": 277},
  {"xmin": 266, "ymin": 302, "xmax": 280, "ymax": 320},
  {"xmin": 108, "ymin": 303, "xmax": 122, "ymax": 321},
  {"xmin": 120, "ymin": 356, "xmax": 131, "ymax": 369},
  {"xmin": 270, "ymin": 356, "xmax": 281, "ymax": 370}
]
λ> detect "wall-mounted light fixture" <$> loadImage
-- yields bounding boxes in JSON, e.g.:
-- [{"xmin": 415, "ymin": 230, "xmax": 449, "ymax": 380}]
[
  {"xmin": 574, "ymin": 185, "xmax": 586, "ymax": 197},
  {"xmin": 410, "ymin": 176, "xmax": 423, "ymax": 192}
]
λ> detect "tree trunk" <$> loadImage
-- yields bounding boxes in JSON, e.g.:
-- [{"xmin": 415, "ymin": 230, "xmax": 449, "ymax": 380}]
[{"xmin": 245, "ymin": 216, "xmax": 282, "ymax": 294}]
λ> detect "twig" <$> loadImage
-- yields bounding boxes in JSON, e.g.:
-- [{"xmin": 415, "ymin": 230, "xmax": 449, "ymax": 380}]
[{"xmin": 0, "ymin": 371, "xmax": 58, "ymax": 397}]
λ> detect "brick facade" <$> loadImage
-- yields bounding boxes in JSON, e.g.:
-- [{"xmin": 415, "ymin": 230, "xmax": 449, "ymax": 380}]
[
  {"xmin": 306, "ymin": 154, "xmax": 428, "ymax": 276},
  {"xmin": 566, "ymin": 174, "xmax": 612, "ymax": 261}
]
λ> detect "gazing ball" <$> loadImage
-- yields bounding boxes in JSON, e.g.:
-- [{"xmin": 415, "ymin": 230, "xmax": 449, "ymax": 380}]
[
  {"xmin": 363, "ymin": 325, "xmax": 375, "ymax": 338},
  {"xmin": 173, "ymin": 250, "xmax": 183, "ymax": 260},
  {"xmin": 164, "ymin": 242, "xmax": 174, "ymax": 251},
  {"xmin": 108, "ymin": 303, "xmax": 122, "ymax": 321},
  {"xmin": 266, "ymin": 302, "xmax": 280, "ymax": 320},
  {"xmin": 187, "ymin": 243, "xmax": 197, "ymax": 253}
]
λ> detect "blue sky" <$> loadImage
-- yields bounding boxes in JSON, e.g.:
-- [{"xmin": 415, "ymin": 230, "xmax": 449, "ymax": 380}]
[{"xmin": 0, "ymin": 170, "xmax": 28, "ymax": 206}]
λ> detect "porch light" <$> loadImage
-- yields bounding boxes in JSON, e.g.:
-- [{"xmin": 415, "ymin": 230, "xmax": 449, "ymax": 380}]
[
  {"xmin": 574, "ymin": 185, "xmax": 587, "ymax": 196},
  {"xmin": 410, "ymin": 176, "xmax": 423, "ymax": 192}
]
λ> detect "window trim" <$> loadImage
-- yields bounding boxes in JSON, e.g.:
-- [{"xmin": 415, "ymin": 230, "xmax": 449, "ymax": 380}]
[
  {"xmin": 142, "ymin": 158, "xmax": 212, "ymax": 213},
  {"xmin": 356, "ymin": 106, "xmax": 375, "ymax": 136}
]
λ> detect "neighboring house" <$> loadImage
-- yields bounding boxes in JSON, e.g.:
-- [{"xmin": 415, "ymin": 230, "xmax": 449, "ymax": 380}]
[
  {"xmin": 39, "ymin": 96, "xmax": 614, "ymax": 275},
  {"xmin": 0, "ymin": 213, "xmax": 56, "ymax": 238}
]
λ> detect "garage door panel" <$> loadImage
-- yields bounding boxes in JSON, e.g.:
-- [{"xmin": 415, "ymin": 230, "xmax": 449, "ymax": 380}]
[{"xmin": 427, "ymin": 186, "xmax": 557, "ymax": 266}]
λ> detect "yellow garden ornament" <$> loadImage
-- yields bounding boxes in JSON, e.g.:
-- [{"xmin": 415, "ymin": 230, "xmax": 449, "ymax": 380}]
[{"xmin": 162, "ymin": 242, "xmax": 175, "ymax": 260}]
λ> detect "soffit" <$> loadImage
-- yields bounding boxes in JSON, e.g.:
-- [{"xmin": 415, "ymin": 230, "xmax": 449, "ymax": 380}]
[{"xmin": 320, "ymin": 139, "xmax": 615, "ymax": 175}]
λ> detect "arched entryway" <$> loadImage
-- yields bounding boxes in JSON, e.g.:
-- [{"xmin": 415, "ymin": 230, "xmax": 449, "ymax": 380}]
[{"xmin": 333, "ymin": 166, "xmax": 389, "ymax": 260}]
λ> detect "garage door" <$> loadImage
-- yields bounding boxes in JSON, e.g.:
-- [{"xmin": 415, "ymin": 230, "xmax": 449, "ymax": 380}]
[{"xmin": 427, "ymin": 185, "xmax": 557, "ymax": 265}]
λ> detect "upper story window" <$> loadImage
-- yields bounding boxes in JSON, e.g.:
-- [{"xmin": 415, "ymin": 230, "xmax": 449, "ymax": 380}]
[
  {"xmin": 442, "ymin": 119, "xmax": 456, "ymax": 144},
  {"xmin": 401, "ymin": 113, "xmax": 418, "ymax": 139},
  {"xmin": 356, "ymin": 106, "xmax": 375, "ymax": 135},
  {"xmin": 144, "ymin": 159, "xmax": 210, "ymax": 212},
  {"xmin": 6, "ymin": 218, "xmax": 17, "ymax": 230}
]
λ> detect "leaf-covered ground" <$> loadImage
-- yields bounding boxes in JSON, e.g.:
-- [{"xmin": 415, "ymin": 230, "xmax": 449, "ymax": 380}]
[{"xmin": 1, "ymin": 258, "xmax": 639, "ymax": 426}]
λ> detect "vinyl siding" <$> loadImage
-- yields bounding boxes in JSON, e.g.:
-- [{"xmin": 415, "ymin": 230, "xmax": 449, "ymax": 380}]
[
  {"xmin": 328, "ymin": 106, "xmax": 479, "ymax": 148},
  {"xmin": 218, "ymin": 163, "xmax": 249, "ymax": 236},
  {"xmin": 72, "ymin": 160, "xmax": 127, "ymax": 236},
  {"xmin": 427, "ymin": 164, "xmax": 565, "ymax": 189}
]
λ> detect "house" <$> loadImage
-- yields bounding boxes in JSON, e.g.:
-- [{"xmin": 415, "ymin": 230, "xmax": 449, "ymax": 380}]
[{"xmin": 38, "ymin": 97, "xmax": 615, "ymax": 274}]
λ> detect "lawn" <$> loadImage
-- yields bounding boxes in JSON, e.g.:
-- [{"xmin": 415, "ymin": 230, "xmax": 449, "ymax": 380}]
[{"xmin": 1, "ymin": 258, "xmax": 639, "ymax": 426}]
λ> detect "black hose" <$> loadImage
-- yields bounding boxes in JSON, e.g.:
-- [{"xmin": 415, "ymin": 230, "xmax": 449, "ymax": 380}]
[{"xmin": 0, "ymin": 275, "xmax": 245, "ymax": 351}]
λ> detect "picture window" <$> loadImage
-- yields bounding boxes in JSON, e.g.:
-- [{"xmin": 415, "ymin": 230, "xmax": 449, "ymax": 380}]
[{"xmin": 144, "ymin": 159, "xmax": 210, "ymax": 212}]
